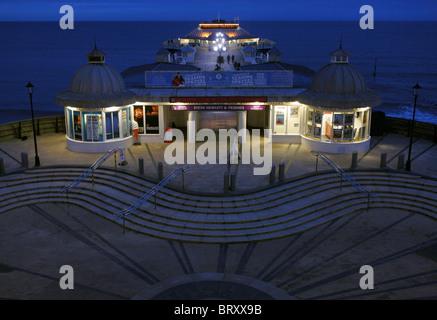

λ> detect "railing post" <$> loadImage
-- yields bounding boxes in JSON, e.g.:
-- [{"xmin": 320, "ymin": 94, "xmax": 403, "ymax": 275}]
[
  {"xmin": 114, "ymin": 152, "xmax": 117, "ymax": 168},
  {"xmin": 0, "ymin": 158, "xmax": 4, "ymax": 175},
  {"xmin": 92, "ymin": 171, "xmax": 94, "ymax": 186},
  {"xmin": 315, "ymin": 156, "xmax": 319, "ymax": 172},
  {"xmin": 66, "ymin": 189, "xmax": 69, "ymax": 206},
  {"xmin": 230, "ymin": 172, "xmax": 236, "ymax": 191},
  {"xmin": 224, "ymin": 172, "xmax": 229, "ymax": 192},
  {"xmin": 269, "ymin": 165, "xmax": 276, "ymax": 184},
  {"xmin": 21, "ymin": 152, "xmax": 29, "ymax": 169},
  {"xmin": 380, "ymin": 153, "xmax": 387, "ymax": 169},
  {"xmin": 158, "ymin": 162, "xmax": 163, "ymax": 180},
  {"xmin": 278, "ymin": 163, "xmax": 285, "ymax": 182},
  {"xmin": 367, "ymin": 194, "xmax": 370, "ymax": 211},
  {"xmin": 122, "ymin": 214, "xmax": 126, "ymax": 234},
  {"xmin": 340, "ymin": 175, "xmax": 343, "ymax": 191},
  {"xmin": 397, "ymin": 154, "xmax": 405, "ymax": 170},
  {"xmin": 154, "ymin": 193, "xmax": 157, "ymax": 209},
  {"xmin": 182, "ymin": 171, "xmax": 185, "ymax": 191},
  {"xmin": 351, "ymin": 151, "xmax": 358, "ymax": 170},
  {"xmin": 138, "ymin": 157, "xmax": 144, "ymax": 175}
]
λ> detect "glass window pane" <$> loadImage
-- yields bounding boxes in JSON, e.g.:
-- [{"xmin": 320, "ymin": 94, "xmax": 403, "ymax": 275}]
[
  {"xmin": 84, "ymin": 112, "xmax": 102, "ymax": 141},
  {"xmin": 113, "ymin": 112, "xmax": 120, "ymax": 138},
  {"xmin": 73, "ymin": 111, "xmax": 82, "ymax": 141},
  {"xmin": 134, "ymin": 106, "xmax": 145, "ymax": 134},
  {"xmin": 333, "ymin": 113, "xmax": 344, "ymax": 141},
  {"xmin": 313, "ymin": 110, "xmax": 322, "ymax": 140},
  {"xmin": 145, "ymin": 106, "xmax": 160, "ymax": 134},
  {"xmin": 343, "ymin": 125, "xmax": 353, "ymax": 141},
  {"xmin": 343, "ymin": 113, "xmax": 354, "ymax": 141},
  {"xmin": 287, "ymin": 106, "xmax": 299, "ymax": 134},
  {"xmin": 345, "ymin": 113, "xmax": 353, "ymax": 125},
  {"xmin": 274, "ymin": 106, "xmax": 286, "ymax": 134},
  {"xmin": 306, "ymin": 108, "xmax": 313, "ymax": 137},
  {"xmin": 106, "ymin": 112, "xmax": 113, "ymax": 140},
  {"xmin": 121, "ymin": 109, "xmax": 128, "ymax": 138},
  {"xmin": 68, "ymin": 109, "xmax": 74, "ymax": 139},
  {"xmin": 323, "ymin": 112, "xmax": 332, "ymax": 142},
  {"xmin": 353, "ymin": 111, "xmax": 365, "ymax": 141}
]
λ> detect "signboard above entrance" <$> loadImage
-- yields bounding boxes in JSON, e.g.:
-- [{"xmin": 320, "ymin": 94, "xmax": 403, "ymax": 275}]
[
  {"xmin": 145, "ymin": 71, "xmax": 293, "ymax": 88},
  {"xmin": 170, "ymin": 97, "xmax": 267, "ymax": 103},
  {"xmin": 171, "ymin": 105, "xmax": 265, "ymax": 111}
]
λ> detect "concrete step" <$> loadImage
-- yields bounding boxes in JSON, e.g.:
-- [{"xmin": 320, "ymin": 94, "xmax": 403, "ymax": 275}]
[{"xmin": 2, "ymin": 170, "xmax": 436, "ymax": 217}]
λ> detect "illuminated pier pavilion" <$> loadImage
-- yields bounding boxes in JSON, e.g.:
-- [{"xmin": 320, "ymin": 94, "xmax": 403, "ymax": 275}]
[{"xmin": 56, "ymin": 19, "xmax": 381, "ymax": 154}]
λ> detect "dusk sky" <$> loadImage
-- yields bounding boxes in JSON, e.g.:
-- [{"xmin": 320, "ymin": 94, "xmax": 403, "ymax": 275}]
[{"xmin": 0, "ymin": 0, "xmax": 436, "ymax": 21}]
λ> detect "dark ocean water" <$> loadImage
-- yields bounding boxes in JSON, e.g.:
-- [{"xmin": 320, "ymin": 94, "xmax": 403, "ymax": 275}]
[{"xmin": 1, "ymin": 21, "xmax": 436, "ymax": 124}]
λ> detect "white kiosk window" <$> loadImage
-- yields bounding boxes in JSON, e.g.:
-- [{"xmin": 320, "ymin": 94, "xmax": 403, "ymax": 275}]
[
  {"xmin": 273, "ymin": 105, "xmax": 300, "ymax": 135},
  {"xmin": 304, "ymin": 106, "xmax": 371, "ymax": 143}
]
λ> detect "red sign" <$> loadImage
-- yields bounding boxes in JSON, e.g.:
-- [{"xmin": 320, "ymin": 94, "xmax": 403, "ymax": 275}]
[
  {"xmin": 134, "ymin": 108, "xmax": 143, "ymax": 118},
  {"xmin": 170, "ymin": 97, "xmax": 268, "ymax": 103}
]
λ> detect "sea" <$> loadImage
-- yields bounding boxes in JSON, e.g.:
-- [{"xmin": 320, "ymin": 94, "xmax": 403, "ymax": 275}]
[{"xmin": 1, "ymin": 20, "xmax": 436, "ymax": 125}]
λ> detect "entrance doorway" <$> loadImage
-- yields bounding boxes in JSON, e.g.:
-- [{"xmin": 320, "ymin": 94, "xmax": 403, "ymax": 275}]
[{"xmin": 198, "ymin": 111, "xmax": 238, "ymax": 131}]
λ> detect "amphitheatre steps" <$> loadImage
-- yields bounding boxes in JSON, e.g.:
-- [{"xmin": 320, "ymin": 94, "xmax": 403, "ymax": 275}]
[{"xmin": 1, "ymin": 166, "xmax": 436, "ymax": 243}]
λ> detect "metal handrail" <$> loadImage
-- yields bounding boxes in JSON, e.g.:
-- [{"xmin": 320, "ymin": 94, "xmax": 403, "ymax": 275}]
[
  {"xmin": 59, "ymin": 148, "xmax": 122, "ymax": 193},
  {"xmin": 311, "ymin": 151, "xmax": 376, "ymax": 200},
  {"xmin": 114, "ymin": 165, "xmax": 191, "ymax": 220}
]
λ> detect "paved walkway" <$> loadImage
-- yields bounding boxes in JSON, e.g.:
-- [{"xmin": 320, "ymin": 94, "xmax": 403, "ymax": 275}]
[
  {"xmin": 1, "ymin": 132, "xmax": 436, "ymax": 193},
  {"xmin": 190, "ymin": 46, "xmax": 245, "ymax": 71}
]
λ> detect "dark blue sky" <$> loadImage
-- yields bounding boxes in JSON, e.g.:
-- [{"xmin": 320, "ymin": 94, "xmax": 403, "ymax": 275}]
[{"xmin": 0, "ymin": 0, "xmax": 436, "ymax": 21}]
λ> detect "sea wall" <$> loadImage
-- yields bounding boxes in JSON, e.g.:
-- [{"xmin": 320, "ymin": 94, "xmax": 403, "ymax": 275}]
[
  {"xmin": 384, "ymin": 116, "xmax": 437, "ymax": 143},
  {"xmin": 0, "ymin": 116, "xmax": 66, "ymax": 141}
]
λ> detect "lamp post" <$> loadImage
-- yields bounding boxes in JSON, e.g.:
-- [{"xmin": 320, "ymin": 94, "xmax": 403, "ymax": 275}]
[
  {"xmin": 405, "ymin": 82, "xmax": 421, "ymax": 171},
  {"xmin": 25, "ymin": 82, "xmax": 40, "ymax": 167}
]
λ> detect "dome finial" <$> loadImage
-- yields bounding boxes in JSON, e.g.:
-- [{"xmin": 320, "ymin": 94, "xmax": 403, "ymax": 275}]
[
  {"xmin": 329, "ymin": 41, "xmax": 350, "ymax": 64},
  {"xmin": 86, "ymin": 36, "xmax": 106, "ymax": 64}
]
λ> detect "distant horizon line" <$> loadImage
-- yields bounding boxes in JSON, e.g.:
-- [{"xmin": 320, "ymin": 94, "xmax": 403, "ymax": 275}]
[{"xmin": 1, "ymin": 19, "xmax": 436, "ymax": 22}]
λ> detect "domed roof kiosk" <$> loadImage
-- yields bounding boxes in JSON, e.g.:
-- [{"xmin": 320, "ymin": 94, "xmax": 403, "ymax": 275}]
[
  {"xmin": 297, "ymin": 46, "xmax": 382, "ymax": 154},
  {"xmin": 55, "ymin": 46, "xmax": 137, "ymax": 153}
]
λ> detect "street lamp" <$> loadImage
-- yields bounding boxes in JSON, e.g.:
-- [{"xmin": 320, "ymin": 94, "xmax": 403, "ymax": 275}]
[
  {"xmin": 25, "ymin": 82, "xmax": 40, "ymax": 167},
  {"xmin": 405, "ymin": 82, "xmax": 421, "ymax": 171}
]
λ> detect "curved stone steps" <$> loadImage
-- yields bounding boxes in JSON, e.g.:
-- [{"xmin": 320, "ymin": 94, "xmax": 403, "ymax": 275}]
[
  {"xmin": 11, "ymin": 166, "xmax": 429, "ymax": 204},
  {"xmin": 0, "ymin": 171, "xmax": 420, "ymax": 217},
  {"xmin": 2, "ymin": 168, "xmax": 432, "ymax": 213},
  {"xmin": 2, "ymin": 169, "xmax": 436, "ymax": 217},
  {"xmin": 2, "ymin": 167, "xmax": 437, "ymax": 243},
  {"xmin": 1, "ymin": 179, "xmax": 437, "ymax": 243},
  {"xmin": 0, "ymin": 182, "xmax": 371, "ymax": 227}
]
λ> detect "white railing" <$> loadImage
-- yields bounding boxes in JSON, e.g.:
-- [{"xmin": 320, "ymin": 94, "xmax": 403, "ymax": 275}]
[
  {"xmin": 114, "ymin": 165, "xmax": 191, "ymax": 232},
  {"xmin": 311, "ymin": 151, "xmax": 376, "ymax": 208},
  {"xmin": 59, "ymin": 148, "xmax": 122, "ymax": 194}
]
